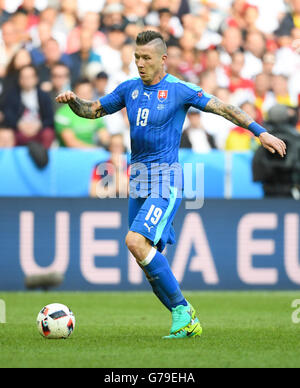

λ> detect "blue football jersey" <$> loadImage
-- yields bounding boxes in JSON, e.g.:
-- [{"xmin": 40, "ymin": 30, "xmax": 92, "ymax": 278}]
[{"xmin": 100, "ymin": 73, "xmax": 212, "ymax": 197}]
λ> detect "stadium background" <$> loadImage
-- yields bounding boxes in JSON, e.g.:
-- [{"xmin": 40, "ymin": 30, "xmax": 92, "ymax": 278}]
[{"xmin": 0, "ymin": 0, "xmax": 299, "ymax": 291}]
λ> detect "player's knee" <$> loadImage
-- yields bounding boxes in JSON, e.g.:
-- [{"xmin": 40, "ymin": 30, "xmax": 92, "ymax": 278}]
[
  {"xmin": 125, "ymin": 231, "xmax": 147, "ymax": 261},
  {"xmin": 125, "ymin": 232, "xmax": 140, "ymax": 255}
]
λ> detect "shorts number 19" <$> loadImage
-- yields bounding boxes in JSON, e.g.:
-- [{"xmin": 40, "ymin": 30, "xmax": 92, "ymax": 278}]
[{"xmin": 145, "ymin": 205, "xmax": 163, "ymax": 225}]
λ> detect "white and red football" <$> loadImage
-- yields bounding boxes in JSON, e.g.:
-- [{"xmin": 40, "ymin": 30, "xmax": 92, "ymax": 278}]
[{"xmin": 37, "ymin": 303, "xmax": 75, "ymax": 339}]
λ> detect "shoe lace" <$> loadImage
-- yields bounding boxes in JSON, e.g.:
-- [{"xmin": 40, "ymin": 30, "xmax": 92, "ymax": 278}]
[{"xmin": 172, "ymin": 306, "xmax": 185, "ymax": 324}]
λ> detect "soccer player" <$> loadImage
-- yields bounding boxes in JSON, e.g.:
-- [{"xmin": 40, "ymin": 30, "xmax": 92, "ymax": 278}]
[{"xmin": 56, "ymin": 31, "xmax": 286, "ymax": 339}]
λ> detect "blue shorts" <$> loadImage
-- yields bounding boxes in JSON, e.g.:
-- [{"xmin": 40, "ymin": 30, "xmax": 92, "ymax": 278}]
[{"xmin": 128, "ymin": 187, "xmax": 182, "ymax": 253}]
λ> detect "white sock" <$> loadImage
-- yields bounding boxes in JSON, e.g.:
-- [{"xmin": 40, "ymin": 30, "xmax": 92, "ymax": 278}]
[{"xmin": 140, "ymin": 247, "xmax": 157, "ymax": 267}]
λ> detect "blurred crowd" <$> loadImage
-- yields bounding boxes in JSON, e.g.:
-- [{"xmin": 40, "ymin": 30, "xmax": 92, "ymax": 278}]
[{"xmin": 0, "ymin": 0, "xmax": 300, "ymax": 156}]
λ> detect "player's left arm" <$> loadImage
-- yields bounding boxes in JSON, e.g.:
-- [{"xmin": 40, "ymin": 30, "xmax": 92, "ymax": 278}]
[{"xmin": 204, "ymin": 96, "xmax": 287, "ymax": 157}]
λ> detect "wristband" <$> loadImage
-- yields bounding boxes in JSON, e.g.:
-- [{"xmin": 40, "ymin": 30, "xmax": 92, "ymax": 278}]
[{"xmin": 248, "ymin": 122, "xmax": 267, "ymax": 137}]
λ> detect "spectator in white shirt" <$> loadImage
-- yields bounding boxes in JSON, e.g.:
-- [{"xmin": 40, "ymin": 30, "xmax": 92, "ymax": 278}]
[
  {"xmin": 241, "ymin": 30, "xmax": 265, "ymax": 79},
  {"xmin": 181, "ymin": 108, "xmax": 216, "ymax": 153},
  {"xmin": 97, "ymin": 24, "xmax": 127, "ymax": 77}
]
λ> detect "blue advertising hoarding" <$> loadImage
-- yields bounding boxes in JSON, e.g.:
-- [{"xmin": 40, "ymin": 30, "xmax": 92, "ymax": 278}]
[
  {"xmin": 0, "ymin": 198, "xmax": 299, "ymax": 290},
  {"xmin": 0, "ymin": 148, "xmax": 263, "ymax": 198}
]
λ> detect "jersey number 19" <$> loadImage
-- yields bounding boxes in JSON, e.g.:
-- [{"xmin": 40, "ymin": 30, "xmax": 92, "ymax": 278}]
[{"xmin": 136, "ymin": 108, "xmax": 149, "ymax": 127}]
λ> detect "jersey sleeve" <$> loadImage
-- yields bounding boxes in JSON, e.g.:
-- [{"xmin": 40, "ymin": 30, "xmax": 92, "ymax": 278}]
[
  {"xmin": 99, "ymin": 82, "xmax": 127, "ymax": 115},
  {"xmin": 181, "ymin": 82, "xmax": 212, "ymax": 111}
]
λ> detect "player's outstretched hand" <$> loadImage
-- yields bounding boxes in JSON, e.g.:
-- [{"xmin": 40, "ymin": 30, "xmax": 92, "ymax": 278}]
[
  {"xmin": 56, "ymin": 91, "xmax": 77, "ymax": 104},
  {"xmin": 259, "ymin": 132, "xmax": 287, "ymax": 158}
]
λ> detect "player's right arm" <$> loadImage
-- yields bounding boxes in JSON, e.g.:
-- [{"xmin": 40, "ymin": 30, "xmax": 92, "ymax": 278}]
[{"xmin": 56, "ymin": 91, "xmax": 108, "ymax": 119}]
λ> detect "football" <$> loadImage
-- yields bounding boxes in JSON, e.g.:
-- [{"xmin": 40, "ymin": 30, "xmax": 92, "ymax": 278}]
[{"xmin": 37, "ymin": 303, "xmax": 75, "ymax": 339}]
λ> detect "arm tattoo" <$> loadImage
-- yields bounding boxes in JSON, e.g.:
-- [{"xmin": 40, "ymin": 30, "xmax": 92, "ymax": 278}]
[
  {"xmin": 68, "ymin": 97, "xmax": 107, "ymax": 119},
  {"xmin": 204, "ymin": 96, "xmax": 254, "ymax": 129}
]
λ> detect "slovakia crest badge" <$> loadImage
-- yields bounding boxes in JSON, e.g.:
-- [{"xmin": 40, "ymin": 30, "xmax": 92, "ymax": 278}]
[{"xmin": 157, "ymin": 90, "xmax": 168, "ymax": 102}]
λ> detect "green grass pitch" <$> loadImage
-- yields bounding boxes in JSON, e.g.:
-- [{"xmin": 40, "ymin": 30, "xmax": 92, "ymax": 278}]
[{"xmin": 0, "ymin": 291, "xmax": 299, "ymax": 368}]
